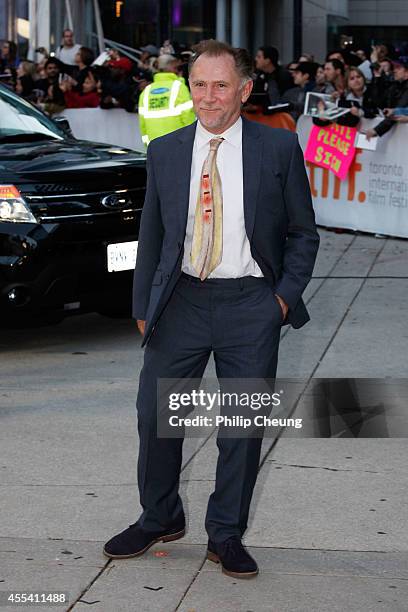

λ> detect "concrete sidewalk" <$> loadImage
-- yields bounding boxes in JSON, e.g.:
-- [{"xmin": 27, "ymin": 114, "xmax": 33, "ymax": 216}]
[{"xmin": 1, "ymin": 229, "xmax": 407, "ymax": 611}]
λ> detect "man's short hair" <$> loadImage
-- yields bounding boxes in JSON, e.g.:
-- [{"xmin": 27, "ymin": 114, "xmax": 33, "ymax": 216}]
[
  {"xmin": 157, "ymin": 54, "xmax": 177, "ymax": 72},
  {"xmin": 326, "ymin": 49, "xmax": 345, "ymax": 63},
  {"xmin": 62, "ymin": 28, "xmax": 73, "ymax": 36},
  {"xmin": 189, "ymin": 39, "xmax": 253, "ymax": 84},
  {"xmin": 294, "ymin": 61, "xmax": 318, "ymax": 80},
  {"xmin": 45, "ymin": 58, "xmax": 61, "ymax": 69},
  {"xmin": 258, "ymin": 46, "xmax": 279, "ymax": 68},
  {"xmin": 326, "ymin": 58, "xmax": 345, "ymax": 75}
]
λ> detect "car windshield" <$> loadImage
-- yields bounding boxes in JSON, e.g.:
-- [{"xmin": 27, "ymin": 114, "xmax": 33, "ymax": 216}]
[{"xmin": 0, "ymin": 86, "xmax": 65, "ymax": 142}]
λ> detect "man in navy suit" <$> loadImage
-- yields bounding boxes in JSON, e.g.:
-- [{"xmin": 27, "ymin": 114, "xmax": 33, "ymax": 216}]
[{"xmin": 104, "ymin": 40, "xmax": 319, "ymax": 578}]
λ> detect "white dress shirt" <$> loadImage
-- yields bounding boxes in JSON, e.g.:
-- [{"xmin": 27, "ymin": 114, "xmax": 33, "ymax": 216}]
[
  {"xmin": 182, "ymin": 117, "xmax": 263, "ymax": 278},
  {"xmin": 55, "ymin": 44, "xmax": 81, "ymax": 66}
]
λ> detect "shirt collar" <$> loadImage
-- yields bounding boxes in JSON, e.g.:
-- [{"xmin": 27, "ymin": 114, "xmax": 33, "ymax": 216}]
[{"xmin": 195, "ymin": 116, "xmax": 242, "ymax": 150}]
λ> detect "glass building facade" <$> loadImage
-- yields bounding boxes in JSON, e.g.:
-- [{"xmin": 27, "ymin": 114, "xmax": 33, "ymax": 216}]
[
  {"xmin": 5, "ymin": 0, "xmax": 396, "ymax": 67},
  {"xmin": 98, "ymin": 0, "xmax": 217, "ymax": 50}
]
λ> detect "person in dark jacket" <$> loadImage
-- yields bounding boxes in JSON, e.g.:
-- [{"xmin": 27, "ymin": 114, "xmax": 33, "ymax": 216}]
[
  {"xmin": 366, "ymin": 59, "xmax": 408, "ymax": 139},
  {"xmin": 73, "ymin": 46, "xmax": 95, "ymax": 92},
  {"xmin": 312, "ymin": 64, "xmax": 384, "ymax": 130},
  {"xmin": 253, "ymin": 46, "xmax": 294, "ymax": 107},
  {"xmin": 322, "ymin": 58, "xmax": 345, "ymax": 95},
  {"xmin": 15, "ymin": 60, "xmax": 36, "ymax": 99},
  {"xmin": 341, "ymin": 67, "xmax": 379, "ymax": 120},
  {"xmin": 0, "ymin": 40, "xmax": 19, "ymax": 72},
  {"xmin": 280, "ymin": 61, "xmax": 318, "ymax": 121},
  {"xmin": 35, "ymin": 58, "xmax": 62, "ymax": 98},
  {"xmin": 98, "ymin": 65, "xmax": 135, "ymax": 112}
]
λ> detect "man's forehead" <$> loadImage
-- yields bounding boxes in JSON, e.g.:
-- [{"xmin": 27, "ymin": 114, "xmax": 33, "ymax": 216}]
[{"xmin": 190, "ymin": 53, "xmax": 237, "ymax": 78}]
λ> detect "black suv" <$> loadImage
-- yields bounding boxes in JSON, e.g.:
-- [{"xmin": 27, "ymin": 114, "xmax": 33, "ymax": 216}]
[{"xmin": 0, "ymin": 85, "xmax": 146, "ymax": 323}]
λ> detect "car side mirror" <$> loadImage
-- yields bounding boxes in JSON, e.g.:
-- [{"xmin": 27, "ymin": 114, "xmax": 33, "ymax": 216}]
[{"xmin": 53, "ymin": 116, "xmax": 73, "ymax": 137}]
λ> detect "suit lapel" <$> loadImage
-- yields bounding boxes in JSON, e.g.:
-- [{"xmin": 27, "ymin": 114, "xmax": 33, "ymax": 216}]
[
  {"xmin": 176, "ymin": 122, "xmax": 197, "ymax": 237},
  {"xmin": 242, "ymin": 116, "xmax": 262, "ymax": 241}
]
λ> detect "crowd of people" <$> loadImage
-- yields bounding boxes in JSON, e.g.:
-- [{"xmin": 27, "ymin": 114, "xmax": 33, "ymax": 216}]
[
  {"xmin": 249, "ymin": 44, "xmax": 408, "ymax": 139},
  {"xmin": 1, "ymin": 30, "xmax": 407, "ymax": 142},
  {"xmin": 0, "ymin": 30, "xmax": 178, "ymax": 115}
]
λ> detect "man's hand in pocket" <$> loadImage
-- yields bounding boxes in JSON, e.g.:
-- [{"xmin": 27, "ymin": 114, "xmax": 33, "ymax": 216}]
[{"xmin": 274, "ymin": 294, "xmax": 288, "ymax": 321}]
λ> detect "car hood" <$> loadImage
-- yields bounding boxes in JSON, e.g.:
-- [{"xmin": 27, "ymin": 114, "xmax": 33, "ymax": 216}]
[{"xmin": 0, "ymin": 138, "xmax": 146, "ymax": 180}]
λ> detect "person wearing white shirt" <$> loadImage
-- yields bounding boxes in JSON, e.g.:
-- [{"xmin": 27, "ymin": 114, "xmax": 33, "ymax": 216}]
[
  {"xmin": 182, "ymin": 116, "xmax": 263, "ymax": 279},
  {"xmin": 55, "ymin": 29, "xmax": 81, "ymax": 67},
  {"xmin": 104, "ymin": 39, "xmax": 319, "ymax": 580}
]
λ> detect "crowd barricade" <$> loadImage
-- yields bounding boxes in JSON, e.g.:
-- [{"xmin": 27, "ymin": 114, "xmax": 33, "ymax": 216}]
[
  {"xmin": 56, "ymin": 108, "xmax": 144, "ymax": 151},
  {"xmin": 297, "ymin": 115, "xmax": 408, "ymax": 239},
  {"xmin": 242, "ymin": 107, "xmax": 296, "ymax": 131}
]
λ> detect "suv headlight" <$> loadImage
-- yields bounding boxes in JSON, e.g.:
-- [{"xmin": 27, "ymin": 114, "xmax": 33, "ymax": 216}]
[{"xmin": 0, "ymin": 185, "xmax": 37, "ymax": 223}]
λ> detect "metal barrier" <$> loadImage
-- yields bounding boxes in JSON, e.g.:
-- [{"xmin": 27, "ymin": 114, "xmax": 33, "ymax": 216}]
[{"xmin": 57, "ymin": 107, "xmax": 144, "ymax": 151}]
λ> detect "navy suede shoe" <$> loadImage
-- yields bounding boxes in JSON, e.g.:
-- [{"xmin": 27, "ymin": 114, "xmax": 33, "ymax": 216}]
[
  {"xmin": 207, "ymin": 536, "xmax": 259, "ymax": 578},
  {"xmin": 103, "ymin": 516, "xmax": 186, "ymax": 559}
]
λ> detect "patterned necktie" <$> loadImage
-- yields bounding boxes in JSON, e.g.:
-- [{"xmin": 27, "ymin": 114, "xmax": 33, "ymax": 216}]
[{"xmin": 191, "ymin": 137, "xmax": 224, "ymax": 280}]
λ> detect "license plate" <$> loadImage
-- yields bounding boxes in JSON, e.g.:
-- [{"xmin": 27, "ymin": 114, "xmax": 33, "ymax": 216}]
[{"xmin": 107, "ymin": 240, "xmax": 138, "ymax": 272}]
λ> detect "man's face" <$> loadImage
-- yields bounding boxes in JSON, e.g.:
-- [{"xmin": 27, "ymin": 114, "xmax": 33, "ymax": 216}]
[
  {"xmin": 63, "ymin": 30, "xmax": 74, "ymax": 47},
  {"xmin": 46, "ymin": 62, "xmax": 59, "ymax": 78},
  {"xmin": 324, "ymin": 62, "xmax": 337, "ymax": 83},
  {"xmin": 316, "ymin": 66, "xmax": 325, "ymax": 85},
  {"xmin": 393, "ymin": 64, "xmax": 408, "ymax": 81},
  {"xmin": 189, "ymin": 53, "xmax": 253, "ymax": 134},
  {"xmin": 255, "ymin": 50, "xmax": 268, "ymax": 72},
  {"xmin": 293, "ymin": 70, "xmax": 308, "ymax": 86}
]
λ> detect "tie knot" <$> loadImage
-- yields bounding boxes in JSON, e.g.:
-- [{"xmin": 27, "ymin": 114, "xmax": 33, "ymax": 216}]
[{"xmin": 209, "ymin": 137, "xmax": 224, "ymax": 152}]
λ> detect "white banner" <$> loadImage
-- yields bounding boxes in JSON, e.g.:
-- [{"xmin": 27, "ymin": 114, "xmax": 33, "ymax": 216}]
[
  {"xmin": 297, "ymin": 115, "xmax": 408, "ymax": 238},
  {"xmin": 56, "ymin": 108, "xmax": 144, "ymax": 151}
]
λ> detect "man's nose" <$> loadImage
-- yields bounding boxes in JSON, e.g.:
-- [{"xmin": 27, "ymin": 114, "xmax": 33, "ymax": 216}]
[{"xmin": 203, "ymin": 84, "xmax": 217, "ymax": 102}]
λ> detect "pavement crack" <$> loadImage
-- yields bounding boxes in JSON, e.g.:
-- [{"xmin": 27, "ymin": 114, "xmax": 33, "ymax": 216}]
[
  {"xmin": 66, "ymin": 559, "xmax": 112, "ymax": 611},
  {"xmin": 268, "ymin": 462, "xmax": 380, "ymax": 473},
  {"xmin": 174, "ymin": 554, "xmax": 209, "ymax": 611}
]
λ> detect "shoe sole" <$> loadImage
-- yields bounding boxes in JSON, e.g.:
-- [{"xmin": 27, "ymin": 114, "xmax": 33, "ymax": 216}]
[
  {"xmin": 103, "ymin": 528, "xmax": 186, "ymax": 559},
  {"xmin": 206, "ymin": 550, "xmax": 259, "ymax": 579}
]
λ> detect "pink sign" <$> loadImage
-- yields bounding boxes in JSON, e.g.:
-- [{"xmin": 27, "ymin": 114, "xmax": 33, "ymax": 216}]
[{"xmin": 304, "ymin": 123, "xmax": 357, "ymax": 180}]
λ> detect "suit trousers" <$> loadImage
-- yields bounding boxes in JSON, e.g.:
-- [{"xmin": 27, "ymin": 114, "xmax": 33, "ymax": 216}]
[{"xmin": 135, "ymin": 273, "xmax": 282, "ymax": 543}]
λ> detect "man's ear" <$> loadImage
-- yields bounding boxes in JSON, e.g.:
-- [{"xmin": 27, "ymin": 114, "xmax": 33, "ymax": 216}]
[{"xmin": 241, "ymin": 79, "xmax": 254, "ymax": 104}]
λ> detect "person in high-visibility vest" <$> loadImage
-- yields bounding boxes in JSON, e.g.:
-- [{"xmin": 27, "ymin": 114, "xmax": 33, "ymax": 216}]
[{"xmin": 138, "ymin": 54, "xmax": 196, "ymax": 146}]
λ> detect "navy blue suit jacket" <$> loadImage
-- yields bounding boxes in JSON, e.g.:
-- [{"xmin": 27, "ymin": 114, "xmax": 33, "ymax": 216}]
[{"xmin": 132, "ymin": 116, "xmax": 319, "ymax": 346}]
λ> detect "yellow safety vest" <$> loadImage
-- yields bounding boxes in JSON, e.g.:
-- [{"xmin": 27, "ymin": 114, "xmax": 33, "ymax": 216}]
[{"xmin": 138, "ymin": 72, "xmax": 195, "ymax": 146}]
